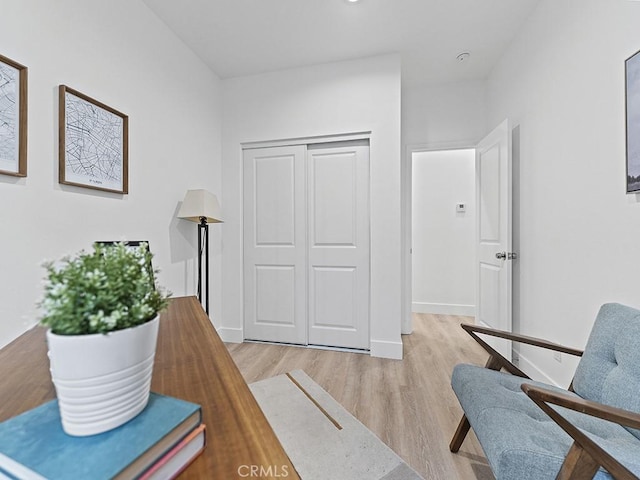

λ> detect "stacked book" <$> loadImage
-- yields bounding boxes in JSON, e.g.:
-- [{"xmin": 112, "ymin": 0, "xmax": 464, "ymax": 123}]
[{"xmin": 0, "ymin": 393, "xmax": 205, "ymax": 480}]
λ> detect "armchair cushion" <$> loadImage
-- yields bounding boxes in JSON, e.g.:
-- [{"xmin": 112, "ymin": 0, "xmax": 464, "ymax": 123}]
[
  {"xmin": 572, "ymin": 303, "xmax": 640, "ymax": 440},
  {"xmin": 452, "ymin": 364, "xmax": 640, "ymax": 479}
]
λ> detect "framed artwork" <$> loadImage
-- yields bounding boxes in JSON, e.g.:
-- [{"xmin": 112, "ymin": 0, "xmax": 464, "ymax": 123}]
[
  {"xmin": 626, "ymin": 49, "xmax": 640, "ymax": 193},
  {"xmin": 59, "ymin": 85, "xmax": 128, "ymax": 193},
  {"xmin": 94, "ymin": 241, "xmax": 155, "ymax": 289},
  {"xmin": 0, "ymin": 53, "xmax": 27, "ymax": 177}
]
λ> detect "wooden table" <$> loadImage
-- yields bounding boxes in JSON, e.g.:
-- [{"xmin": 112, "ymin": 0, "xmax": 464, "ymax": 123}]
[{"xmin": 0, "ymin": 296, "xmax": 299, "ymax": 479}]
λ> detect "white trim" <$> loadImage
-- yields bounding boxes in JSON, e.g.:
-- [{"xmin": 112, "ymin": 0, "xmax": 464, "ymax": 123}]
[
  {"xmin": 402, "ymin": 141, "xmax": 478, "ymax": 336},
  {"xmin": 412, "ymin": 302, "xmax": 475, "ymax": 316},
  {"xmin": 406, "ymin": 140, "xmax": 477, "ymax": 155},
  {"xmin": 245, "ymin": 339, "xmax": 370, "ymax": 355},
  {"xmin": 516, "ymin": 351, "xmax": 561, "ymax": 387},
  {"xmin": 242, "ymin": 131, "xmax": 372, "ymax": 150},
  {"xmin": 370, "ymin": 339, "xmax": 403, "ymax": 360},
  {"xmin": 217, "ymin": 327, "xmax": 244, "ymax": 344},
  {"xmin": 400, "ymin": 144, "xmax": 412, "ymax": 336},
  {"xmin": 240, "ymin": 132, "xmax": 374, "ymax": 351}
]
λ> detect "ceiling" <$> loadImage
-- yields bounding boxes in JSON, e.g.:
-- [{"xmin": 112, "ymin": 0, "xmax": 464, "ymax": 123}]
[{"xmin": 142, "ymin": 0, "xmax": 539, "ymax": 87}]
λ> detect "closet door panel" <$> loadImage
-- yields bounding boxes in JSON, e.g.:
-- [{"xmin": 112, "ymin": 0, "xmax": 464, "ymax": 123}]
[
  {"xmin": 243, "ymin": 146, "xmax": 307, "ymax": 344},
  {"xmin": 311, "ymin": 152, "xmax": 356, "ymax": 246},
  {"xmin": 311, "ymin": 266, "xmax": 357, "ymax": 329},
  {"xmin": 307, "ymin": 142, "xmax": 370, "ymax": 349},
  {"xmin": 254, "ymin": 155, "xmax": 295, "ymax": 245}
]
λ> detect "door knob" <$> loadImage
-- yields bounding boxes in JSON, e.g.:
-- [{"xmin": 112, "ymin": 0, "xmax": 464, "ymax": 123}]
[{"xmin": 496, "ymin": 252, "xmax": 518, "ymax": 260}]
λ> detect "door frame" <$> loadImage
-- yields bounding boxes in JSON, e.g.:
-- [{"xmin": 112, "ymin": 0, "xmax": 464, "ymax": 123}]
[
  {"xmin": 402, "ymin": 140, "xmax": 477, "ymax": 335},
  {"xmin": 243, "ymin": 131, "xmax": 371, "ymax": 150},
  {"xmin": 240, "ymin": 131, "xmax": 372, "ymax": 349}
]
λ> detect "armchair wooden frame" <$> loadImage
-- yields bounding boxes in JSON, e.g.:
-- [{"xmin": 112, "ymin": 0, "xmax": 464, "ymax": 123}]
[{"xmin": 450, "ymin": 323, "xmax": 640, "ymax": 480}]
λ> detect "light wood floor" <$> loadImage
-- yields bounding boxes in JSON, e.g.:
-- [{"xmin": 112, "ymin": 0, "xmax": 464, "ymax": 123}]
[{"xmin": 226, "ymin": 313, "xmax": 494, "ymax": 480}]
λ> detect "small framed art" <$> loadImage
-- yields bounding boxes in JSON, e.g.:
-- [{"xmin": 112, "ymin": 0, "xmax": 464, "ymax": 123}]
[
  {"xmin": 0, "ymin": 53, "xmax": 27, "ymax": 177},
  {"xmin": 626, "ymin": 49, "xmax": 640, "ymax": 193},
  {"xmin": 94, "ymin": 241, "xmax": 155, "ymax": 289},
  {"xmin": 59, "ymin": 85, "xmax": 128, "ymax": 194}
]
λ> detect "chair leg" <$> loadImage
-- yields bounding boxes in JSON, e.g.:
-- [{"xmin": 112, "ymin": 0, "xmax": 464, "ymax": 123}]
[
  {"xmin": 449, "ymin": 415, "xmax": 471, "ymax": 452},
  {"xmin": 449, "ymin": 356, "xmax": 500, "ymax": 453},
  {"xmin": 556, "ymin": 442, "xmax": 599, "ymax": 480},
  {"xmin": 485, "ymin": 354, "xmax": 503, "ymax": 371}
]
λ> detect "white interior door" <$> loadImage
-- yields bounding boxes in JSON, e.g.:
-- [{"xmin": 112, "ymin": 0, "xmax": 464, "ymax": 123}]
[
  {"xmin": 243, "ymin": 145, "xmax": 307, "ymax": 344},
  {"xmin": 476, "ymin": 119, "xmax": 513, "ymax": 360},
  {"xmin": 307, "ymin": 141, "xmax": 370, "ymax": 350}
]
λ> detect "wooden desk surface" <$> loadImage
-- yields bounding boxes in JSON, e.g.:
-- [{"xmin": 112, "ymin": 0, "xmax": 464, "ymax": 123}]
[{"xmin": 0, "ymin": 296, "xmax": 299, "ymax": 479}]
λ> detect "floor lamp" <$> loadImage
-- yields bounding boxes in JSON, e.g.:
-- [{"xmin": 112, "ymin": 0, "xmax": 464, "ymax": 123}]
[{"xmin": 178, "ymin": 189, "xmax": 223, "ymax": 315}]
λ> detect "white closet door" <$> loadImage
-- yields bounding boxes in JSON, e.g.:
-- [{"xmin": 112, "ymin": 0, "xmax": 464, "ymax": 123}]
[
  {"xmin": 243, "ymin": 146, "xmax": 307, "ymax": 344},
  {"xmin": 307, "ymin": 141, "xmax": 370, "ymax": 350}
]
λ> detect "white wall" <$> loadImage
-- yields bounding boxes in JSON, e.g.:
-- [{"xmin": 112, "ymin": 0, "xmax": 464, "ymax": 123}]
[
  {"xmin": 0, "ymin": 0, "xmax": 222, "ymax": 349},
  {"xmin": 401, "ymin": 81, "xmax": 486, "ymax": 332},
  {"xmin": 487, "ymin": 0, "xmax": 640, "ymax": 386},
  {"xmin": 412, "ymin": 149, "xmax": 476, "ymax": 316},
  {"xmin": 221, "ymin": 55, "xmax": 403, "ymax": 359},
  {"xmin": 403, "ymin": 81, "xmax": 487, "ymax": 148}
]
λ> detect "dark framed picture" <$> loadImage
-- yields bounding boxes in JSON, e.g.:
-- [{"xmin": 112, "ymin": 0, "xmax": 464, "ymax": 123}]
[
  {"xmin": 94, "ymin": 241, "xmax": 155, "ymax": 289},
  {"xmin": 59, "ymin": 85, "xmax": 128, "ymax": 194},
  {"xmin": 626, "ymin": 49, "xmax": 640, "ymax": 193},
  {"xmin": 0, "ymin": 53, "xmax": 27, "ymax": 177}
]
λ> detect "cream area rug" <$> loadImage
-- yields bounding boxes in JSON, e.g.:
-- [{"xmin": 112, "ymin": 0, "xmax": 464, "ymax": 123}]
[{"xmin": 249, "ymin": 370, "xmax": 423, "ymax": 480}]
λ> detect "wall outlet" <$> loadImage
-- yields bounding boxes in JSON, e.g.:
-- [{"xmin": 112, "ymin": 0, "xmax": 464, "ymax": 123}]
[{"xmin": 553, "ymin": 352, "xmax": 562, "ymax": 363}]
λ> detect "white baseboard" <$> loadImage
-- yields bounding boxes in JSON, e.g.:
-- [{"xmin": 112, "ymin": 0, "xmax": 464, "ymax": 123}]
[
  {"xmin": 412, "ymin": 302, "xmax": 475, "ymax": 316},
  {"xmin": 220, "ymin": 328, "xmax": 403, "ymax": 360},
  {"xmin": 370, "ymin": 339, "xmax": 403, "ymax": 360},
  {"xmin": 217, "ymin": 327, "xmax": 244, "ymax": 343},
  {"xmin": 516, "ymin": 351, "xmax": 560, "ymax": 387}
]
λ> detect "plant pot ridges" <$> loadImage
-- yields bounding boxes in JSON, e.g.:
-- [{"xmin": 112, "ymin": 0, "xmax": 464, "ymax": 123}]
[
  {"xmin": 39, "ymin": 242, "xmax": 171, "ymax": 436},
  {"xmin": 47, "ymin": 316, "xmax": 159, "ymax": 437},
  {"xmin": 52, "ymin": 355, "xmax": 154, "ymax": 397}
]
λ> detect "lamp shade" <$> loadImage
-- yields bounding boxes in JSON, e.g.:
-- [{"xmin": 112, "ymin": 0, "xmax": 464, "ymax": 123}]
[{"xmin": 177, "ymin": 189, "xmax": 223, "ymax": 223}]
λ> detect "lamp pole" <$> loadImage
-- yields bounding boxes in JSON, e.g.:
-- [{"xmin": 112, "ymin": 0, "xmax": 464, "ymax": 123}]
[
  {"xmin": 197, "ymin": 216, "xmax": 209, "ymax": 315},
  {"xmin": 178, "ymin": 189, "xmax": 221, "ymax": 317}
]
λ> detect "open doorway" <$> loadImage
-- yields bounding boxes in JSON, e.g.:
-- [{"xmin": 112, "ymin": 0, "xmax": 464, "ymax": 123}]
[{"xmin": 411, "ymin": 148, "xmax": 476, "ymax": 316}]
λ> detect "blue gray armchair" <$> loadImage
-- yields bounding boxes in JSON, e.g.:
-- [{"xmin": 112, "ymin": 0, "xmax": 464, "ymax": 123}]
[{"xmin": 450, "ymin": 303, "xmax": 640, "ymax": 479}]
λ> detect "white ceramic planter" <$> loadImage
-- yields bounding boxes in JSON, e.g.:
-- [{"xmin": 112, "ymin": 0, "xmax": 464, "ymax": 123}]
[{"xmin": 46, "ymin": 316, "xmax": 159, "ymax": 437}]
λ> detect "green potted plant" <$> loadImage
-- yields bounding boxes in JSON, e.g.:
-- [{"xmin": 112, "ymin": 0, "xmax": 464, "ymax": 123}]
[{"xmin": 40, "ymin": 242, "xmax": 171, "ymax": 436}]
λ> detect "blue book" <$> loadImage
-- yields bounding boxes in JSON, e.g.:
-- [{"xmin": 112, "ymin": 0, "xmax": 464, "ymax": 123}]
[{"xmin": 0, "ymin": 393, "xmax": 202, "ymax": 480}]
